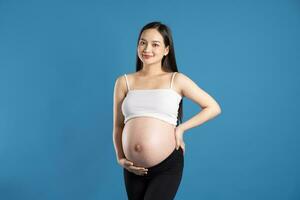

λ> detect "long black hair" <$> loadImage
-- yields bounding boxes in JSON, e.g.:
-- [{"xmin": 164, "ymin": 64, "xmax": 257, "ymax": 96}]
[{"xmin": 135, "ymin": 21, "xmax": 183, "ymax": 127}]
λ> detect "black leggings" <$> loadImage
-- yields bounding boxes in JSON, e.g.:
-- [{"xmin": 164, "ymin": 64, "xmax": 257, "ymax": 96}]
[{"xmin": 123, "ymin": 147, "xmax": 184, "ymax": 200}]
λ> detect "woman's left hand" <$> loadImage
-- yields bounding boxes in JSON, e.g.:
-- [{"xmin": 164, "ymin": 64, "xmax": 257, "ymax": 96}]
[{"xmin": 174, "ymin": 126, "xmax": 185, "ymax": 155}]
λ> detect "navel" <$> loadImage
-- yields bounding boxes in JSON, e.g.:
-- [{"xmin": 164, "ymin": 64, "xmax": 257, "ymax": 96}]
[{"xmin": 134, "ymin": 144, "xmax": 143, "ymax": 152}]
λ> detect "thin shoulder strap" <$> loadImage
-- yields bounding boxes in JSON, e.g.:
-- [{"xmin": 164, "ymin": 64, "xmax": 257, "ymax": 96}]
[
  {"xmin": 170, "ymin": 72, "xmax": 177, "ymax": 89},
  {"xmin": 124, "ymin": 74, "xmax": 131, "ymax": 91}
]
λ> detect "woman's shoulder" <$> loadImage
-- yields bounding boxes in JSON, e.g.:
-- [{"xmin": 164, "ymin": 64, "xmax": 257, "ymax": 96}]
[
  {"xmin": 114, "ymin": 72, "xmax": 132, "ymax": 92},
  {"xmin": 122, "ymin": 72, "xmax": 137, "ymax": 78},
  {"xmin": 174, "ymin": 72, "xmax": 197, "ymax": 90},
  {"xmin": 115, "ymin": 72, "xmax": 137, "ymax": 89},
  {"xmin": 175, "ymin": 72, "xmax": 192, "ymax": 83},
  {"xmin": 115, "ymin": 72, "xmax": 134, "ymax": 81}
]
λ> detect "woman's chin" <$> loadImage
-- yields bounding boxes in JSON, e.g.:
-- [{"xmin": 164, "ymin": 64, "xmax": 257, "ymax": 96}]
[{"xmin": 142, "ymin": 59, "xmax": 160, "ymax": 64}]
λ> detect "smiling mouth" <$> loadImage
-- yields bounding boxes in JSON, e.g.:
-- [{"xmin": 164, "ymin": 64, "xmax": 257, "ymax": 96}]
[{"xmin": 143, "ymin": 55, "xmax": 153, "ymax": 59}]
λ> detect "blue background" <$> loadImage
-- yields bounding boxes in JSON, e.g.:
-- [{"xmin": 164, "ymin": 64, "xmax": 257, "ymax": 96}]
[{"xmin": 0, "ymin": 0, "xmax": 299, "ymax": 199}]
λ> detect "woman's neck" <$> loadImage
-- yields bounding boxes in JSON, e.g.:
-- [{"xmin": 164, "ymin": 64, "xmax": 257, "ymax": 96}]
[{"xmin": 139, "ymin": 63, "xmax": 167, "ymax": 76}]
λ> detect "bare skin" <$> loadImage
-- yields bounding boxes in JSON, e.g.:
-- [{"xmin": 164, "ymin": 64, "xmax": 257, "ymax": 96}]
[
  {"xmin": 113, "ymin": 28, "xmax": 222, "ymax": 176},
  {"xmin": 122, "ymin": 116, "xmax": 178, "ymax": 168},
  {"xmin": 120, "ymin": 72, "xmax": 181, "ymax": 175}
]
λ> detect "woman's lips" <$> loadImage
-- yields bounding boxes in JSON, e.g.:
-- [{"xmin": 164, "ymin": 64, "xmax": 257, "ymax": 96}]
[{"xmin": 143, "ymin": 55, "xmax": 153, "ymax": 59}]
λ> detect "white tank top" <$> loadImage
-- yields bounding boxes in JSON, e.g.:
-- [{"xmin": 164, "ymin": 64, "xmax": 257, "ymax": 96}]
[{"xmin": 121, "ymin": 72, "xmax": 182, "ymax": 126}]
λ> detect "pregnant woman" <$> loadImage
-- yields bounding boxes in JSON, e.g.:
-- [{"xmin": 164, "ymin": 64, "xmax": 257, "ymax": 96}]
[{"xmin": 113, "ymin": 21, "xmax": 222, "ymax": 200}]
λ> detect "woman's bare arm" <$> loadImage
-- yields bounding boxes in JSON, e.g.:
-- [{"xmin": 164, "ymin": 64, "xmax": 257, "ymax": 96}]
[
  {"xmin": 176, "ymin": 72, "xmax": 222, "ymax": 133},
  {"xmin": 112, "ymin": 75, "xmax": 127, "ymax": 162}
]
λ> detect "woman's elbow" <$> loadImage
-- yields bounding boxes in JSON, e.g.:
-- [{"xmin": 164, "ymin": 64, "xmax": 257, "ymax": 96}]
[
  {"xmin": 215, "ymin": 106, "xmax": 222, "ymax": 115},
  {"xmin": 211, "ymin": 104, "xmax": 221, "ymax": 115}
]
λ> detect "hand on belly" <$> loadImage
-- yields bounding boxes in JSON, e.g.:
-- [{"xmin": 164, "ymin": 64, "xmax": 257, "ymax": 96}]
[{"xmin": 122, "ymin": 117, "xmax": 177, "ymax": 168}]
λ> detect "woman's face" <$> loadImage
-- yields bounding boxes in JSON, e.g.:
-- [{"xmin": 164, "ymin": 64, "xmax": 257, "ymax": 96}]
[{"xmin": 137, "ymin": 28, "xmax": 169, "ymax": 65}]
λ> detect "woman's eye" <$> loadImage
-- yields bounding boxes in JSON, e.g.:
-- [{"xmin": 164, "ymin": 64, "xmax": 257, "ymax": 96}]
[{"xmin": 153, "ymin": 44, "xmax": 159, "ymax": 47}]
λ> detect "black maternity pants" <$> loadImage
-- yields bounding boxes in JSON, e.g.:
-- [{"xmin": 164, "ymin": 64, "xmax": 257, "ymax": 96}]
[{"xmin": 123, "ymin": 147, "xmax": 184, "ymax": 200}]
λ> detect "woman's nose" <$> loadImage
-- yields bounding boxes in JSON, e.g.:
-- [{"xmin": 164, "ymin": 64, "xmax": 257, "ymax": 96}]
[{"xmin": 144, "ymin": 44, "xmax": 152, "ymax": 51}]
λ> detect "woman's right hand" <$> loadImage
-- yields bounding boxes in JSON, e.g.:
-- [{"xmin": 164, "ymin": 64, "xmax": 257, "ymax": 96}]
[{"xmin": 118, "ymin": 158, "xmax": 148, "ymax": 176}]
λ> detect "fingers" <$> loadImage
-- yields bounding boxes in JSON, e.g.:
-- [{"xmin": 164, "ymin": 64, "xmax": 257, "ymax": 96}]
[
  {"xmin": 181, "ymin": 143, "xmax": 185, "ymax": 154},
  {"xmin": 124, "ymin": 160, "xmax": 134, "ymax": 166},
  {"xmin": 176, "ymin": 140, "xmax": 185, "ymax": 150},
  {"xmin": 122, "ymin": 159, "xmax": 148, "ymax": 176},
  {"xmin": 174, "ymin": 130, "xmax": 183, "ymax": 150},
  {"xmin": 176, "ymin": 142, "xmax": 186, "ymax": 155},
  {"xmin": 175, "ymin": 138, "xmax": 181, "ymax": 150},
  {"xmin": 175, "ymin": 140, "xmax": 179, "ymax": 149},
  {"xmin": 123, "ymin": 160, "xmax": 148, "ymax": 175},
  {"xmin": 129, "ymin": 165, "xmax": 148, "ymax": 172},
  {"xmin": 182, "ymin": 146, "xmax": 185, "ymax": 155},
  {"xmin": 127, "ymin": 165, "xmax": 148, "ymax": 176}
]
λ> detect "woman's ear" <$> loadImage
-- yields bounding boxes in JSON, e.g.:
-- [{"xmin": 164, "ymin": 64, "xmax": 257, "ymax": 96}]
[{"xmin": 164, "ymin": 46, "xmax": 169, "ymax": 56}]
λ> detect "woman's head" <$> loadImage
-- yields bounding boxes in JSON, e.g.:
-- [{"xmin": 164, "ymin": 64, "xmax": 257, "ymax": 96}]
[
  {"xmin": 136, "ymin": 21, "xmax": 179, "ymax": 73},
  {"xmin": 137, "ymin": 28, "xmax": 169, "ymax": 68},
  {"xmin": 135, "ymin": 21, "xmax": 183, "ymax": 126}
]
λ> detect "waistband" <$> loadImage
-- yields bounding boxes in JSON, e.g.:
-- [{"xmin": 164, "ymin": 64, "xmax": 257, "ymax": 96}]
[{"xmin": 146, "ymin": 147, "xmax": 183, "ymax": 177}]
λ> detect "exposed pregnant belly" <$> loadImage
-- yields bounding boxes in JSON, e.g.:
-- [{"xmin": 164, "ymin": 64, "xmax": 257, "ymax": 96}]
[{"xmin": 122, "ymin": 117, "xmax": 177, "ymax": 168}]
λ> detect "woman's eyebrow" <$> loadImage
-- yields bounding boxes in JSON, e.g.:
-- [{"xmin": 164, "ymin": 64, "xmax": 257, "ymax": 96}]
[{"xmin": 140, "ymin": 38, "xmax": 161, "ymax": 43}]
